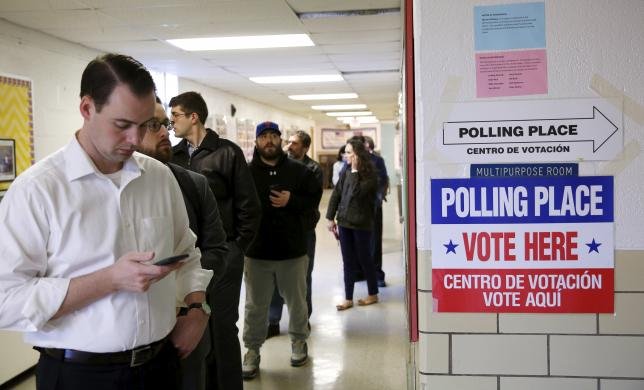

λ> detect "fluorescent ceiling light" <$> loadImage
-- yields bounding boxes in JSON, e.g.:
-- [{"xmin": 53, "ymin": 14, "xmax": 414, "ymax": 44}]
[
  {"xmin": 326, "ymin": 111, "xmax": 373, "ymax": 117},
  {"xmin": 337, "ymin": 116, "xmax": 379, "ymax": 123},
  {"xmin": 250, "ymin": 74, "xmax": 343, "ymax": 84},
  {"xmin": 288, "ymin": 93, "xmax": 358, "ymax": 100},
  {"xmin": 311, "ymin": 104, "xmax": 367, "ymax": 110},
  {"xmin": 167, "ymin": 34, "xmax": 314, "ymax": 51}
]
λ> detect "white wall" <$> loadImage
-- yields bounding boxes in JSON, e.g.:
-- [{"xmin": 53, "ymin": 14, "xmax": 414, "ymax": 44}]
[
  {"xmin": 0, "ymin": 19, "xmax": 98, "ymax": 160},
  {"xmin": 177, "ymin": 78, "xmax": 314, "ymax": 144},
  {"xmin": 414, "ymin": 0, "xmax": 644, "ymax": 389}
]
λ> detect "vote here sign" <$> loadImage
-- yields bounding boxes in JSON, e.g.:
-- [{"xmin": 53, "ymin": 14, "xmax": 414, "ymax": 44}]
[{"xmin": 430, "ymin": 176, "xmax": 614, "ymax": 313}]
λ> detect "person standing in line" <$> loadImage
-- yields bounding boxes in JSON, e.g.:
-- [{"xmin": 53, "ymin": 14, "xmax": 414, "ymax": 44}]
[
  {"xmin": 0, "ymin": 53, "xmax": 212, "ymax": 389},
  {"xmin": 266, "ymin": 130, "xmax": 323, "ymax": 339},
  {"xmin": 138, "ymin": 97, "xmax": 229, "ymax": 390},
  {"xmin": 170, "ymin": 92, "xmax": 261, "ymax": 390},
  {"xmin": 332, "ymin": 145, "xmax": 347, "ymax": 187},
  {"xmin": 326, "ymin": 137, "xmax": 379, "ymax": 311},
  {"xmin": 242, "ymin": 121, "xmax": 322, "ymax": 380},
  {"xmin": 364, "ymin": 136, "xmax": 389, "ymax": 288}
]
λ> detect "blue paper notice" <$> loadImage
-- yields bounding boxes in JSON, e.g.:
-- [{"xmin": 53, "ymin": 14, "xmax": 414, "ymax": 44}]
[{"xmin": 474, "ymin": 2, "xmax": 546, "ymax": 51}]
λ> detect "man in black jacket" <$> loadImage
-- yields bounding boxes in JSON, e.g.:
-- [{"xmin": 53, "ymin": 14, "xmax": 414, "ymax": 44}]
[
  {"xmin": 241, "ymin": 122, "xmax": 322, "ymax": 380},
  {"xmin": 267, "ymin": 130, "xmax": 323, "ymax": 338},
  {"xmin": 170, "ymin": 92, "xmax": 261, "ymax": 390},
  {"xmin": 138, "ymin": 98, "xmax": 228, "ymax": 390}
]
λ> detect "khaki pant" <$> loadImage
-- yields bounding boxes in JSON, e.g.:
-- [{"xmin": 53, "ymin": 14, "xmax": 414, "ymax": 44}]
[{"xmin": 243, "ymin": 255, "xmax": 310, "ymax": 351}]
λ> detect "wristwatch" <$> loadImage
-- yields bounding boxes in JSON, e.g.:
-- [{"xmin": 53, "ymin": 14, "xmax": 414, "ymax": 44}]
[{"xmin": 178, "ymin": 302, "xmax": 211, "ymax": 316}]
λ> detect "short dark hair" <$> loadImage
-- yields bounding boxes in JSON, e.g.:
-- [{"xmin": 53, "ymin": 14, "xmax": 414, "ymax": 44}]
[
  {"xmin": 169, "ymin": 91, "xmax": 208, "ymax": 125},
  {"xmin": 294, "ymin": 130, "xmax": 311, "ymax": 148},
  {"xmin": 348, "ymin": 135, "xmax": 366, "ymax": 145},
  {"xmin": 336, "ymin": 145, "xmax": 346, "ymax": 161},
  {"xmin": 80, "ymin": 53, "xmax": 155, "ymax": 112},
  {"xmin": 364, "ymin": 136, "xmax": 375, "ymax": 150}
]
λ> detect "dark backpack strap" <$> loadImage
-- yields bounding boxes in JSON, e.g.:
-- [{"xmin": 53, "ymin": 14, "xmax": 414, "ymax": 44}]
[{"xmin": 168, "ymin": 163, "xmax": 203, "ymax": 248}]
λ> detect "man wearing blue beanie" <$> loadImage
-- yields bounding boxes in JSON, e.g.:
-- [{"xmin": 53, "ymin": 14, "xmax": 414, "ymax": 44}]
[{"xmin": 241, "ymin": 121, "xmax": 322, "ymax": 380}]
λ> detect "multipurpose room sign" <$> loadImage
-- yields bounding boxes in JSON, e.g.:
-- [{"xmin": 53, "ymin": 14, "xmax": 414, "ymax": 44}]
[
  {"xmin": 438, "ymin": 98, "xmax": 622, "ymax": 163},
  {"xmin": 430, "ymin": 176, "xmax": 614, "ymax": 313}
]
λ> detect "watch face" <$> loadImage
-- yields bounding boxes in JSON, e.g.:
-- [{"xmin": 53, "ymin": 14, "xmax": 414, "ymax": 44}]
[{"xmin": 201, "ymin": 302, "xmax": 212, "ymax": 315}]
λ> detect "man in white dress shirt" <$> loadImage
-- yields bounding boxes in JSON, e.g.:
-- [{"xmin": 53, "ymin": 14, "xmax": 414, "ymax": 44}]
[{"xmin": 0, "ymin": 53, "xmax": 212, "ymax": 390}]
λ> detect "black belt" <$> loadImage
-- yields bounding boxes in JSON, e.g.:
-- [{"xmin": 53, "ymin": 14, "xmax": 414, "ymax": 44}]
[{"xmin": 34, "ymin": 337, "xmax": 167, "ymax": 367}]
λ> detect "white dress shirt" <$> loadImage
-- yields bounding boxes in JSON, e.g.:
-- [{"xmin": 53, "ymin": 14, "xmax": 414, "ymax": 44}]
[
  {"xmin": 332, "ymin": 161, "xmax": 345, "ymax": 186},
  {"xmin": 0, "ymin": 137, "xmax": 212, "ymax": 352}
]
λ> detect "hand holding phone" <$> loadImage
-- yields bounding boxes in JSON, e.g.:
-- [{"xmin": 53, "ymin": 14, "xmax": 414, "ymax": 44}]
[{"xmin": 154, "ymin": 254, "xmax": 189, "ymax": 266}]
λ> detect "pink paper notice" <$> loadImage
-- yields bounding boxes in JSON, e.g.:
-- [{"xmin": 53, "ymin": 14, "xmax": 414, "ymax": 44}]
[{"xmin": 476, "ymin": 49, "xmax": 548, "ymax": 98}]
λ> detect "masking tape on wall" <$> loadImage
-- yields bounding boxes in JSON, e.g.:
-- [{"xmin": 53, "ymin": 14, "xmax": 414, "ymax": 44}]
[
  {"xmin": 599, "ymin": 140, "xmax": 640, "ymax": 176},
  {"xmin": 425, "ymin": 76, "xmax": 463, "ymax": 168},
  {"xmin": 590, "ymin": 74, "xmax": 643, "ymax": 175},
  {"xmin": 591, "ymin": 74, "xmax": 644, "ymax": 126}
]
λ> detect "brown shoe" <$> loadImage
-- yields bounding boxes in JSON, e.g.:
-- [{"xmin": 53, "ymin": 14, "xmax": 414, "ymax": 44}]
[
  {"xmin": 357, "ymin": 295, "xmax": 378, "ymax": 306},
  {"xmin": 335, "ymin": 300, "xmax": 354, "ymax": 311}
]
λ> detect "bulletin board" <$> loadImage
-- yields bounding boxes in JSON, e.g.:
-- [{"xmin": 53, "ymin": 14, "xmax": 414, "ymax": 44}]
[
  {"xmin": 235, "ymin": 118, "xmax": 256, "ymax": 162},
  {"xmin": 321, "ymin": 127, "xmax": 377, "ymax": 150},
  {"xmin": 0, "ymin": 75, "xmax": 34, "ymax": 192}
]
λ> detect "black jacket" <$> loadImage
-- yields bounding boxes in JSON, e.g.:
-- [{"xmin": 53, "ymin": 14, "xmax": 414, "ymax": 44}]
[
  {"xmin": 168, "ymin": 163, "xmax": 228, "ymax": 277},
  {"xmin": 247, "ymin": 150, "xmax": 322, "ymax": 260},
  {"xmin": 326, "ymin": 168, "xmax": 377, "ymax": 230},
  {"xmin": 172, "ymin": 129, "xmax": 261, "ymax": 253},
  {"xmin": 299, "ymin": 155, "xmax": 323, "ymax": 231}
]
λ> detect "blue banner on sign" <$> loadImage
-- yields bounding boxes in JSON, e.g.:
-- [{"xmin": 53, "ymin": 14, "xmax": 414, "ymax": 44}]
[
  {"xmin": 431, "ymin": 176, "xmax": 613, "ymax": 224},
  {"xmin": 471, "ymin": 163, "xmax": 578, "ymax": 177}
]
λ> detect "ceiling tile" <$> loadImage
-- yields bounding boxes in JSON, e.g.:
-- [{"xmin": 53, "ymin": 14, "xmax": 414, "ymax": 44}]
[
  {"xmin": 286, "ymin": 0, "xmax": 400, "ymax": 13},
  {"xmin": 321, "ymin": 41, "xmax": 401, "ymax": 55},
  {"xmin": 0, "ymin": 0, "xmax": 402, "ymax": 125},
  {"xmin": 0, "ymin": 9, "xmax": 119, "ymax": 30},
  {"xmin": 312, "ymin": 28, "xmax": 400, "ymax": 45},
  {"xmin": 0, "ymin": 0, "xmax": 87, "ymax": 12},
  {"xmin": 301, "ymin": 13, "xmax": 401, "ymax": 33}
]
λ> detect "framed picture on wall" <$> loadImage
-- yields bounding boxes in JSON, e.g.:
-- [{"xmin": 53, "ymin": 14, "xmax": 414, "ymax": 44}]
[
  {"xmin": 0, "ymin": 139, "xmax": 16, "ymax": 182},
  {"xmin": 321, "ymin": 127, "xmax": 377, "ymax": 149}
]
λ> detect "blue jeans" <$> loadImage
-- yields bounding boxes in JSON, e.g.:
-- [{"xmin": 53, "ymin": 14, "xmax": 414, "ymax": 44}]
[{"xmin": 269, "ymin": 230, "xmax": 315, "ymax": 324}]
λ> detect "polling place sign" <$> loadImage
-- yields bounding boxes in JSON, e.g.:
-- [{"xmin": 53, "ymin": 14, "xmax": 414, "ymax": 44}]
[
  {"xmin": 430, "ymin": 176, "xmax": 614, "ymax": 313},
  {"xmin": 438, "ymin": 98, "xmax": 622, "ymax": 163}
]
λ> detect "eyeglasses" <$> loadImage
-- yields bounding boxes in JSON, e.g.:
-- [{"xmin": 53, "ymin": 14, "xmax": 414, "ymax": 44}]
[
  {"xmin": 171, "ymin": 112, "xmax": 189, "ymax": 120},
  {"xmin": 144, "ymin": 118, "xmax": 171, "ymax": 133}
]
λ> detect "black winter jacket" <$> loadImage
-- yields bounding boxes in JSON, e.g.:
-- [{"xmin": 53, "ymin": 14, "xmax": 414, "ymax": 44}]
[
  {"xmin": 247, "ymin": 150, "xmax": 322, "ymax": 260},
  {"xmin": 167, "ymin": 163, "xmax": 228, "ymax": 278},
  {"xmin": 171, "ymin": 129, "xmax": 261, "ymax": 253},
  {"xmin": 326, "ymin": 168, "xmax": 377, "ymax": 230},
  {"xmin": 299, "ymin": 155, "xmax": 323, "ymax": 231}
]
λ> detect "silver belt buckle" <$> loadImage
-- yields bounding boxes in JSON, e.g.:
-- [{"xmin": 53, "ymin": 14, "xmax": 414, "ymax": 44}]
[{"xmin": 130, "ymin": 345, "xmax": 152, "ymax": 367}]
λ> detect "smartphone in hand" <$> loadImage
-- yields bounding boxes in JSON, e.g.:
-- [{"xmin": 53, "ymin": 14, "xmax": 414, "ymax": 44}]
[
  {"xmin": 154, "ymin": 254, "xmax": 189, "ymax": 266},
  {"xmin": 269, "ymin": 184, "xmax": 286, "ymax": 193}
]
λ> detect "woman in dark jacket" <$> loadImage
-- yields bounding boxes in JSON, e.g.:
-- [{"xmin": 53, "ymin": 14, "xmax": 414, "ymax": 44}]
[{"xmin": 325, "ymin": 138, "xmax": 379, "ymax": 310}]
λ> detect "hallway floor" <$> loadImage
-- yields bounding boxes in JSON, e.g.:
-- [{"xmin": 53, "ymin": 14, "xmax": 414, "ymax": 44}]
[{"xmin": 10, "ymin": 189, "xmax": 408, "ymax": 390}]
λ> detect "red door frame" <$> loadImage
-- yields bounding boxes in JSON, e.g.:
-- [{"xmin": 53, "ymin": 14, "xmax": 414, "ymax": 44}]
[{"xmin": 403, "ymin": 0, "xmax": 418, "ymax": 342}]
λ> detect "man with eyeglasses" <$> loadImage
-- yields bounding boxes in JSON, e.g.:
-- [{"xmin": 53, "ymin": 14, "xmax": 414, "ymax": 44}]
[
  {"xmin": 0, "ymin": 54, "xmax": 212, "ymax": 389},
  {"xmin": 138, "ymin": 97, "xmax": 228, "ymax": 390},
  {"xmin": 169, "ymin": 91, "xmax": 260, "ymax": 390}
]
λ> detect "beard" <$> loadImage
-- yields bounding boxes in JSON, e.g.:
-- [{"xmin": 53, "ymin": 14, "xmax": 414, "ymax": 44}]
[{"xmin": 258, "ymin": 142, "xmax": 282, "ymax": 161}]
